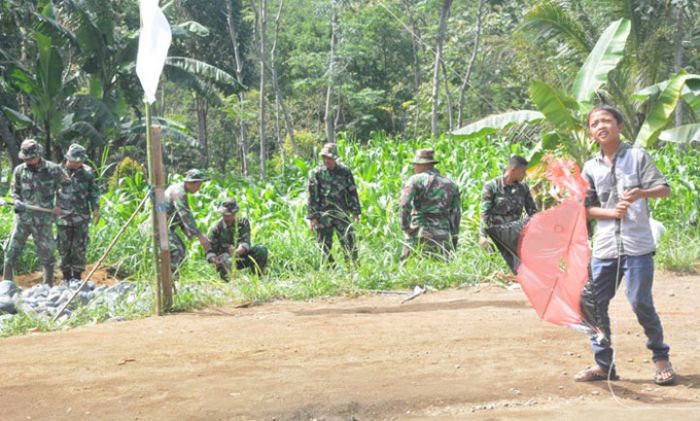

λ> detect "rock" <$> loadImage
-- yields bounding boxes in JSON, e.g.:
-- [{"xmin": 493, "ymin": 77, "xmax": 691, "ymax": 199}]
[
  {"xmin": 0, "ymin": 297, "xmax": 17, "ymax": 314},
  {"xmin": 0, "ymin": 280, "xmax": 19, "ymax": 297}
]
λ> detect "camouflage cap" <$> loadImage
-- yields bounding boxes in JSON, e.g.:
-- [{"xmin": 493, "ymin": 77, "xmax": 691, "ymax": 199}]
[
  {"xmin": 65, "ymin": 143, "xmax": 87, "ymax": 162},
  {"xmin": 219, "ymin": 199, "xmax": 239, "ymax": 215},
  {"xmin": 320, "ymin": 143, "xmax": 338, "ymax": 159},
  {"xmin": 18, "ymin": 139, "xmax": 43, "ymax": 161},
  {"xmin": 184, "ymin": 168, "xmax": 208, "ymax": 182},
  {"xmin": 410, "ymin": 148, "xmax": 439, "ymax": 165}
]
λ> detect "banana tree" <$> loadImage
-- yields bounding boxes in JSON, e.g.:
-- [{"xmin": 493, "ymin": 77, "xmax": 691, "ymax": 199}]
[
  {"xmin": 2, "ymin": 2, "xmax": 79, "ymax": 160},
  {"xmin": 452, "ymin": 18, "xmax": 631, "ymax": 165},
  {"xmin": 633, "ymin": 72, "xmax": 700, "ymax": 147}
]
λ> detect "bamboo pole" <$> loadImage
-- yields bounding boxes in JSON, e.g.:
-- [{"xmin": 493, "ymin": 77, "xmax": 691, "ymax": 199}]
[
  {"xmin": 145, "ymin": 103, "xmax": 173, "ymax": 313},
  {"xmin": 52, "ymin": 194, "xmax": 149, "ymax": 322}
]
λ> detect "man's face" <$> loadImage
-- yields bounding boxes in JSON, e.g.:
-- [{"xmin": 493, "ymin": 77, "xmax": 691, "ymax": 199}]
[
  {"xmin": 25, "ymin": 157, "xmax": 41, "ymax": 168},
  {"xmin": 506, "ymin": 166, "xmax": 527, "ymax": 183},
  {"xmin": 588, "ymin": 110, "xmax": 623, "ymax": 147},
  {"xmin": 413, "ymin": 163, "xmax": 430, "ymax": 174},
  {"xmin": 223, "ymin": 213, "xmax": 236, "ymax": 224},
  {"xmin": 322, "ymin": 156, "xmax": 336, "ymax": 170},
  {"xmin": 66, "ymin": 160, "xmax": 82, "ymax": 170},
  {"xmin": 185, "ymin": 181, "xmax": 203, "ymax": 193}
]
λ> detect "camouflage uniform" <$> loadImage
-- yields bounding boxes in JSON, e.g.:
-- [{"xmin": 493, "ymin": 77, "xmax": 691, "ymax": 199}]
[
  {"xmin": 399, "ymin": 149, "xmax": 461, "ymax": 261},
  {"xmin": 307, "ymin": 143, "xmax": 361, "ymax": 263},
  {"xmin": 3, "ymin": 140, "xmax": 67, "ymax": 285},
  {"xmin": 206, "ymin": 200, "xmax": 268, "ymax": 280},
  {"xmin": 57, "ymin": 144, "xmax": 100, "ymax": 280},
  {"xmin": 164, "ymin": 169, "xmax": 208, "ymax": 274},
  {"xmin": 480, "ymin": 176, "xmax": 537, "ymax": 272}
]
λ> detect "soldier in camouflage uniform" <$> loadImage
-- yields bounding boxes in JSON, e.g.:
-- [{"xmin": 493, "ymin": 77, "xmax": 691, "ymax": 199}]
[
  {"xmin": 164, "ymin": 169, "xmax": 211, "ymax": 275},
  {"xmin": 56, "ymin": 144, "xmax": 100, "ymax": 281},
  {"xmin": 3, "ymin": 139, "xmax": 67, "ymax": 286},
  {"xmin": 307, "ymin": 143, "xmax": 362, "ymax": 264},
  {"xmin": 480, "ymin": 155, "xmax": 537, "ymax": 272},
  {"xmin": 206, "ymin": 199, "xmax": 268, "ymax": 280},
  {"xmin": 399, "ymin": 149, "xmax": 461, "ymax": 261}
]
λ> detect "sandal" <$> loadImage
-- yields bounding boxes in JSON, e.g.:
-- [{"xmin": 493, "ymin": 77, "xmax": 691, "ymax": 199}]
[
  {"xmin": 654, "ymin": 362, "xmax": 676, "ymax": 386},
  {"xmin": 574, "ymin": 366, "xmax": 619, "ymax": 382}
]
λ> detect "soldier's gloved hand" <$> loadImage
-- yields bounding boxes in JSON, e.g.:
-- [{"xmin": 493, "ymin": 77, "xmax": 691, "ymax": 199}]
[
  {"xmin": 452, "ymin": 236, "xmax": 459, "ymax": 250},
  {"xmin": 13, "ymin": 201, "xmax": 26, "ymax": 213},
  {"xmin": 92, "ymin": 209, "xmax": 100, "ymax": 224},
  {"xmin": 310, "ymin": 218, "xmax": 319, "ymax": 230}
]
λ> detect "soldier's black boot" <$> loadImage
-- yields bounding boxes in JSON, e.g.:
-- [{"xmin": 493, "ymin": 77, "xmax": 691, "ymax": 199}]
[
  {"xmin": 43, "ymin": 265, "xmax": 55, "ymax": 287},
  {"xmin": 62, "ymin": 270, "xmax": 73, "ymax": 282},
  {"xmin": 74, "ymin": 271, "xmax": 83, "ymax": 281}
]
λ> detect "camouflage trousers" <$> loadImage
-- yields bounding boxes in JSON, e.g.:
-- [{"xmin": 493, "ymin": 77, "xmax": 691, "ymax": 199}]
[
  {"xmin": 169, "ymin": 229, "xmax": 187, "ymax": 275},
  {"xmin": 57, "ymin": 222, "xmax": 90, "ymax": 276},
  {"xmin": 211, "ymin": 246, "xmax": 269, "ymax": 280},
  {"xmin": 4, "ymin": 214, "xmax": 56, "ymax": 278},
  {"xmin": 315, "ymin": 219, "xmax": 357, "ymax": 263},
  {"xmin": 400, "ymin": 231, "xmax": 455, "ymax": 262}
]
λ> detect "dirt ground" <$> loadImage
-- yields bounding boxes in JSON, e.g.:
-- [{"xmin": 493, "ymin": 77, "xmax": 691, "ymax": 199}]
[
  {"xmin": 1, "ymin": 272, "xmax": 699, "ymax": 421},
  {"xmin": 14, "ymin": 264, "xmax": 122, "ymax": 289}
]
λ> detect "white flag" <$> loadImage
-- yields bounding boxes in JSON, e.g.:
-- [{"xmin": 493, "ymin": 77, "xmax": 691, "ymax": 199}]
[{"xmin": 136, "ymin": 0, "xmax": 172, "ymax": 104}]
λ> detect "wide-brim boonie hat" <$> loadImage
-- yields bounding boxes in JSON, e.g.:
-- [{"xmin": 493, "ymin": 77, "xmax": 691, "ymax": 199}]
[
  {"xmin": 65, "ymin": 143, "xmax": 87, "ymax": 162},
  {"xmin": 320, "ymin": 143, "xmax": 338, "ymax": 159},
  {"xmin": 184, "ymin": 168, "xmax": 209, "ymax": 182},
  {"xmin": 18, "ymin": 139, "xmax": 43, "ymax": 160},
  {"xmin": 410, "ymin": 148, "xmax": 439, "ymax": 164},
  {"xmin": 219, "ymin": 199, "xmax": 239, "ymax": 215}
]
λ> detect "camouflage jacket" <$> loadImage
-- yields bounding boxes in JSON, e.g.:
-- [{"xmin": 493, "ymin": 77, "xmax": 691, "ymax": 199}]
[
  {"xmin": 57, "ymin": 163, "xmax": 100, "ymax": 225},
  {"xmin": 480, "ymin": 176, "xmax": 537, "ymax": 235},
  {"xmin": 206, "ymin": 217, "xmax": 252, "ymax": 259},
  {"xmin": 399, "ymin": 168, "xmax": 461, "ymax": 240},
  {"xmin": 307, "ymin": 164, "xmax": 361, "ymax": 223},
  {"xmin": 11, "ymin": 159, "xmax": 67, "ymax": 222},
  {"xmin": 164, "ymin": 182, "xmax": 201, "ymax": 238}
]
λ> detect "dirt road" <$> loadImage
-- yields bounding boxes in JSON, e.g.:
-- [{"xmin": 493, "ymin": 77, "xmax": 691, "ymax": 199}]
[{"xmin": 1, "ymin": 273, "xmax": 699, "ymax": 420}]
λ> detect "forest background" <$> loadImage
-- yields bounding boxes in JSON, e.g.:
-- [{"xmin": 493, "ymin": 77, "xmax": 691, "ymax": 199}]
[{"xmin": 1, "ymin": 0, "xmax": 699, "ymax": 332}]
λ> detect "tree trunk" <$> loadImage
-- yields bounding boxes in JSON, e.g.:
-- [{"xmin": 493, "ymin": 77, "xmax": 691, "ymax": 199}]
[
  {"xmin": 258, "ymin": 0, "xmax": 267, "ymax": 180},
  {"xmin": 196, "ymin": 94, "xmax": 209, "ymax": 167},
  {"xmin": 441, "ymin": 60, "xmax": 453, "ymax": 132},
  {"xmin": 324, "ymin": 3, "xmax": 339, "ymax": 144},
  {"xmin": 673, "ymin": 5, "xmax": 684, "ymax": 127},
  {"xmin": 269, "ymin": 0, "xmax": 300, "ymax": 155},
  {"xmin": 457, "ymin": 0, "xmax": 484, "ymax": 127},
  {"xmin": 403, "ymin": 0, "xmax": 422, "ymax": 138},
  {"xmin": 0, "ymin": 112, "xmax": 21, "ymax": 168},
  {"xmin": 226, "ymin": 0, "xmax": 249, "ymax": 176},
  {"xmin": 431, "ymin": 0, "xmax": 452, "ymax": 139}
]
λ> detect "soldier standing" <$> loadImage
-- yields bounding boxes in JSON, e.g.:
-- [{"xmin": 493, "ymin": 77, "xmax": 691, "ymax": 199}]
[
  {"xmin": 307, "ymin": 143, "xmax": 361, "ymax": 264},
  {"xmin": 479, "ymin": 155, "xmax": 537, "ymax": 272},
  {"xmin": 206, "ymin": 199, "xmax": 268, "ymax": 280},
  {"xmin": 399, "ymin": 148, "xmax": 461, "ymax": 261},
  {"xmin": 164, "ymin": 169, "xmax": 211, "ymax": 275},
  {"xmin": 3, "ymin": 139, "xmax": 67, "ymax": 286},
  {"xmin": 56, "ymin": 144, "xmax": 100, "ymax": 281}
]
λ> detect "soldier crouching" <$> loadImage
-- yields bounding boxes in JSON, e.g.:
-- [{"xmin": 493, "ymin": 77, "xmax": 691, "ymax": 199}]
[{"xmin": 206, "ymin": 199, "xmax": 268, "ymax": 280}]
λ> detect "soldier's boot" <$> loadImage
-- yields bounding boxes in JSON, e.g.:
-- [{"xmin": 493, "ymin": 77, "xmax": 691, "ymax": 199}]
[
  {"xmin": 216, "ymin": 267, "xmax": 229, "ymax": 282},
  {"xmin": 43, "ymin": 265, "xmax": 55, "ymax": 287},
  {"xmin": 2, "ymin": 264, "xmax": 13, "ymax": 282},
  {"xmin": 74, "ymin": 271, "xmax": 83, "ymax": 281},
  {"xmin": 62, "ymin": 269, "xmax": 73, "ymax": 282}
]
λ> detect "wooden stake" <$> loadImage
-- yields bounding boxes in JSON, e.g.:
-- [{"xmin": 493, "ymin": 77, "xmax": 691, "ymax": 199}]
[{"xmin": 145, "ymin": 103, "xmax": 173, "ymax": 313}]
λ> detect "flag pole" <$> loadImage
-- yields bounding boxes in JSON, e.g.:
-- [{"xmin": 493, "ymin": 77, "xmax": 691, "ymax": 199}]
[{"xmin": 145, "ymin": 102, "xmax": 173, "ymax": 313}]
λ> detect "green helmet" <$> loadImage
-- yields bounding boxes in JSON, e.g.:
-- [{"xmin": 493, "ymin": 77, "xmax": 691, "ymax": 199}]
[
  {"xmin": 65, "ymin": 143, "xmax": 87, "ymax": 162},
  {"xmin": 18, "ymin": 139, "xmax": 43, "ymax": 161},
  {"xmin": 184, "ymin": 168, "xmax": 208, "ymax": 182},
  {"xmin": 219, "ymin": 199, "xmax": 240, "ymax": 215}
]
